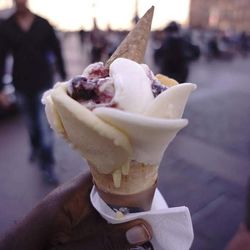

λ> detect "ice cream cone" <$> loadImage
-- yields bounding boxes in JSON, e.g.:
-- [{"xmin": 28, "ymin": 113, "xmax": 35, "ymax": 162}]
[
  {"xmin": 105, "ymin": 6, "xmax": 154, "ymax": 67},
  {"xmin": 42, "ymin": 5, "xmax": 196, "ymax": 216},
  {"xmin": 90, "ymin": 161, "xmax": 158, "ymax": 212}
]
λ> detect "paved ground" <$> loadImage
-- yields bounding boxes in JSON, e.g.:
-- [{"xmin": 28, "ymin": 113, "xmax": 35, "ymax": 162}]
[{"xmin": 0, "ymin": 33, "xmax": 250, "ymax": 250}]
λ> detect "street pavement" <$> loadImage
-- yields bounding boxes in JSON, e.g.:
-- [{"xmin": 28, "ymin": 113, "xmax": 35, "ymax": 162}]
[{"xmin": 0, "ymin": 33, "xmax": 250, "ymax": 250}]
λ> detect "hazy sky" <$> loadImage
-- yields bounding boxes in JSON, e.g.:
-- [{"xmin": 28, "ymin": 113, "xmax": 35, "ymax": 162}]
[{"xmin": 0, "ymin": 0, "xmax": 190, "ymax": 31}]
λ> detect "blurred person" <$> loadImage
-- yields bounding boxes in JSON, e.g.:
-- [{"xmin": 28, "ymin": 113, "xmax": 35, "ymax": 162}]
[
  {"xmin": 90, "ymin": 18, "xmax": 107, "ymax": 63},
  {"xmin": 205, "ymin": 30, "xmax": 236, "ymax": 61},
  {"xmin": 78, "ymin": 27, "xmax": 86, "ymax": 47},
  {"xmin": 238, "ymin": 31, "xmax": 249, "ymax": 58},
  {"xmin": 0, "ymin": 172, "xmax": 152, "ymax": 250},
  {"xmin": 106, "ymin": 27, "xmax": 122, "ymax": 58},
  {"xmin": 226, "ymin": 179, "xmax": 250, "ymax": 250},
  {"xmin": 0, "ymin": 0, "xmax": 67, "ymax": 184},
  {"xmin": 154, "ymin": 21, "xmax": 200, "ymax": 83},
  {"xmin": 207, "ymin": 34, "xmax": 220, "ymax": 60}
]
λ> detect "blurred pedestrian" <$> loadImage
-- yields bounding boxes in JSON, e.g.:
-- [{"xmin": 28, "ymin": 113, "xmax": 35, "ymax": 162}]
[
  {"xmin": 154, "ymin": 21, "xmax": 200, "ymax": 83},
  {"xmin": 238, "ymin": 31, "xmax": 249, "ymax": 57},
  {"xmin": 90, "ymin": 18, "xmax": 107, "ymax": 63},
  {"xmin": 0, "ymin": 172, "xmax": 152, "ymax": 250},
  {"xmin": 106, "ymin": 27, "xmax": 122, "ymax": 58},
  {"xmin": 78, "ymin": 28, "xmax": 86, "ymax": 47},
  {"xmin": 0, "ymin": 0, "xmax": 67, "ymax": 184},
  {"xmin": 207, "ymin": 35, "xmax": 220, "ymax": 59}
]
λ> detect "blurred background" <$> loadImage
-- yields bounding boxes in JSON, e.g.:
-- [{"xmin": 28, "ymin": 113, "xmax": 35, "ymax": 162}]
[{"xmin": 0, "ymin": 0, "xmax": 250, "ymax": 249}]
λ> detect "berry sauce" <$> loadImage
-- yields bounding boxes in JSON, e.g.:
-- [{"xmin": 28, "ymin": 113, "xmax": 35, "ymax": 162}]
[
  {"xmin": 67, "ymin": 63, "xmax": 167, "ymax": 110},
  {"xmin": 88, "ymin": 67, "xmax": 109, "ymax": 79},
  {"xmin": 151, "ymin": 80, "xmax": 167, "ymax": 97},
  {"xmin": 68, "ymin": 76, "xmax": 96, "ymax": 101}
]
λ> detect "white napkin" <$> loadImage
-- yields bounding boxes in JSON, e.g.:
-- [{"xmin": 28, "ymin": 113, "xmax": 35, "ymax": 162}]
[{"xmin": 90, "ymin": 187, "xmax": 194, "ymax": 250}]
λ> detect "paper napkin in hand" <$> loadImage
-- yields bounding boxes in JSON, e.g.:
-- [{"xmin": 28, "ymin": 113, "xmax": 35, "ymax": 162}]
[{"xmin": 90, "ymin": 187, "xmax": 194, "ymax": 250}]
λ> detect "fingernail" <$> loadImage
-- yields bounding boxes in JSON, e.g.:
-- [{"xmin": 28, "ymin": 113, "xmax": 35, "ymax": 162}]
[{"xmin": 126, "ymin": 224, "xmax": 151, "ymax": 245}]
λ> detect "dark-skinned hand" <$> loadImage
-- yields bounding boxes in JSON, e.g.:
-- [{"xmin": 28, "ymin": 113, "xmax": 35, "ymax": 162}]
[{"xmin": 0, "ymin": 172, "xmax": 152, "ymax": 250}]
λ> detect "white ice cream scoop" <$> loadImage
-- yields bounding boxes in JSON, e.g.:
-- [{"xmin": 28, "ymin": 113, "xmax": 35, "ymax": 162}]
[{"xmin": 110, "ymin": 58, "xmax": 154, "ymax": 113}]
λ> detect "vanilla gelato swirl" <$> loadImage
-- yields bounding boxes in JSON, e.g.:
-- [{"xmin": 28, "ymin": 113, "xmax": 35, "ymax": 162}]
[{"xmin": 110, "ymin": 58, "xmax": 154, "ymax": 113}]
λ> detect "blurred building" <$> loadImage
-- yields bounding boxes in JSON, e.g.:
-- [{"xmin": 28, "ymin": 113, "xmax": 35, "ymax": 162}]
[{"xmin": 189, "ymin": 0, "xmax": 250, "ymax": 32}]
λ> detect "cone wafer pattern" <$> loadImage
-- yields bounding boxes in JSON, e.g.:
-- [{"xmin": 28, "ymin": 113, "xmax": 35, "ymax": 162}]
[
  {"xmin": 90, "ymin": 161, "xmax": 158, "ymax": 195},
  {"xmin": 90, "ymin": 161, "xmax": 158, "ymax": 211},
  {"xmin": 105, "ymin": 6, "xmax": 154, "ymax": 67}
]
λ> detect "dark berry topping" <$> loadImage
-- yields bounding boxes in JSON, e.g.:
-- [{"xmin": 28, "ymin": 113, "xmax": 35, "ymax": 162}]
[
  {"xmin": 68, "ymin": 76, "xmax": 97, "ymax": 101},
  {"xmin": 67, "ymin": 74, "xmax": 116, "ymax": 110},
  {"xmin": 151, "ymin": 81, "xmax": 167, "ymax": 97}
]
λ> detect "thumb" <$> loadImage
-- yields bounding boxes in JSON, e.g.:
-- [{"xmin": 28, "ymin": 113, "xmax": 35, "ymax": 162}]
[
  {"xmin": 55, "ymin": 219, "xmax": 152, "ymax": 250},
  {"xmin": 104, "ymin": 219, "xmax": 152, "ymax": 250}
]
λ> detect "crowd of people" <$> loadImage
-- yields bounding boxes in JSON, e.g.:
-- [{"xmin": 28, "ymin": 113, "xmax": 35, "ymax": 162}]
[
  {"xmin": 77, "ymin": 21, "xmax": 250, "ymax": 84},
  {"xmin": 191, "ymin": 28, "xmax": 250, "ymax": 61}
]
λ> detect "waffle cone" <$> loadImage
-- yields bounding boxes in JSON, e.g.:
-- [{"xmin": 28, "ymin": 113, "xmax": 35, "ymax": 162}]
[
  {"xmin": 90, "ymin": 161, "xmax": 158, "ymax": 211},
  {"xmin": 105, "ymin": 6, "xmax": 154, "ymax": 67}
]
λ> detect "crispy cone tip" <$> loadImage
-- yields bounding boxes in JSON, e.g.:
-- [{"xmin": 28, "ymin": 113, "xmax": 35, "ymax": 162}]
[{"xmin": 105, "ymin": 6, "xmax": 154, "ymax": 67}]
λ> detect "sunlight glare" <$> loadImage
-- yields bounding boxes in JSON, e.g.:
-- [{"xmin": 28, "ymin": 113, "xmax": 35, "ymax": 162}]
[{"xmin": 0, "ymin": 0, "xmax": 190, "ymax": 31}]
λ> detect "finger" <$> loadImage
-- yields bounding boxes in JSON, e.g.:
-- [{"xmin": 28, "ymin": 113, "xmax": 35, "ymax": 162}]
[
  {"xmin": 23, "ymin": 172, "xmax": 94, "ymax": 245},
  {"xmin": 107, "ymin": 219, "xmax": 152, "ymax": 248},
  {"xmin": 47, "ymin": 171, "xmax": 93, "ymax": 200},
  {"xmin": 43, "ymin": 171, "xmax": 94, "ymax": 231},
  {"xmin": 42, "ymin": 171, "xmax": 93, "ymax": 215},
  {"xmin": 53, "ymin": 219, "xmax": 152, "ymax": 250},
  {"xmin": 83, "ymin": 219, "xmax": 152, "ymax": 250}
]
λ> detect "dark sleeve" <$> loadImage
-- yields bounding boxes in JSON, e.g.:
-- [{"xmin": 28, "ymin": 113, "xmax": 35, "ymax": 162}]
[
  {"xmin": 47, "ymin": 22, "xmax": 67, "ymax": 80},
  {"xmin": 0, "ymin": 22, "xmax": 8, "ymax": 92}
]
